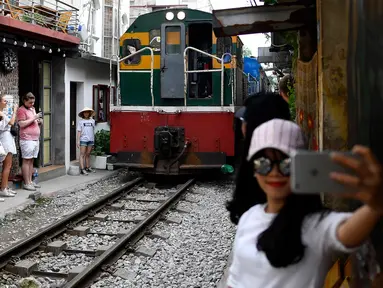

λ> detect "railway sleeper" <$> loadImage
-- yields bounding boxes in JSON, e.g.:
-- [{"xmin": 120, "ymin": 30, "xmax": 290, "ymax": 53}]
[
  {"xmin": 124, "ymin": 206, "xmax": 156, "ymax": 211},
  {"xmin": 122, "ymin": 196, "xmax": 137, "ymax": 201},
  {"xmin": 147, "ymin": 230, "xmax": 170, "ymax": 240},
  {"xmin": 67, "ymin": 226, "xmax": 90, "ymax": 237},
  {"xmin": 161, "ymin": 215, "xmax": 182, "ymax": 224},
  {"xmin": 175, "ymin": 207, "xmax": 192, "ymax": 214},
  {"xmin": 181, "ymin": 197, "xmax": 200, "ymax": 203},
  {"xmin": 89, "ymin": 213, "xmax": 109, "ymax": 221},
  {"xmin": 111, "ymin": 216, "xmax": 146, "ymax": 223},
  {"xmin": 113, "ymin": 268, "xmax": 137, "ymax": 281},
  {"xmin": 134, "ymin": 246, "xmax": 157, "ymax": 258},
  {"xmin": 108, "ymin": 203, "xmax": 125, "ymax": 210},
  {"xmin": 64, "ymin": 249, "xmax": 96, "ymax": 256},
  {"xmin": 45, "ymin": 241, "xmax": 67, "ymax": 256},
  {"xmin": 136, "ymin": 196, "xmax": 168, "ymax": 203}
]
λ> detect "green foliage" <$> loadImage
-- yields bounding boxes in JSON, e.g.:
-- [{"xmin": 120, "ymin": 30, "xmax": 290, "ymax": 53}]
[
  {"xmin": 91, "ymin": 129, "xmax": 110, "ymax": 156},
  {"xmin": 287, "ymin": 83, "xmax": 296, "ymax": 121},
  {"xmin": 281, "ymin": 31, "xmax": 299, "ymax": 71},
  {"xmin": 243, "ymin": 46, "xmax": 252, "ymax": 57},
  {"xmin": 264, "ymin": 0, "xmax": 278, "ymax": 4},
  {"xmin": 21, "ymin": 13, "xmax": 47, "ymax": 26}
]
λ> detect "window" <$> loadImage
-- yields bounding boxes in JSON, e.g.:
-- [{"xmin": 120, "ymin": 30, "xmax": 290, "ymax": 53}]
[
  {"xmin": 165, "ymin": 26, "xmax": 181, "ymax": 54},
  {"xmin": 92, "ymin": 85, "xmax": 116, "ymax": 122},
  {"xmin": 217, "ymin": 37, "xmax": 232, "ymax": 58},
  {"xmin": 122, "ymin": 39, "xmax": 141, "ymax": 65},
  {"xmin": 149, "ymin": 29, "xmax": 161, "ymax": 51},
  {"xmin": 103, "ymin": 0, "xmax": 119, "ymax": 58}
]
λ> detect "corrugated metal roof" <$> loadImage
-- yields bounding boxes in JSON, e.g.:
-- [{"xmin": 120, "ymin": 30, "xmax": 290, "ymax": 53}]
[{"xmin": 212, "ymin": 3, "xmax": 315, "ymax": 37}]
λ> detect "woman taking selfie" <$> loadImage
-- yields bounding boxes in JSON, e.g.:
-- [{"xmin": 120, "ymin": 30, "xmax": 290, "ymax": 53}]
[{"xmin": 227, "ymin": 119, "xmax": 383, "ymax": 288}]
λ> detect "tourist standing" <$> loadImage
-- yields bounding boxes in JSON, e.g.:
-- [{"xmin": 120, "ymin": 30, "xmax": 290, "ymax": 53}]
[
  {"xmin": 17, "ymin": 93, "xmax": 42, "ymax": 191},
  {"xmin": 77, "ymin": 107, "xmax": 96, "ymax": 175},
  {"xmin": 0, "ymin": 94, "xmax": 18, "ymax": 197}
]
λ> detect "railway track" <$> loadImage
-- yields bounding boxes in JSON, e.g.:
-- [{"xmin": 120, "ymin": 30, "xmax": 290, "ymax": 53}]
[{"xmin": 0, "ymin": 177, "xmax": 195, "ymax": 287}]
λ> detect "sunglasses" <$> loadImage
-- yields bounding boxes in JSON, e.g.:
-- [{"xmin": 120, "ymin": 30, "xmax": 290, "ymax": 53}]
[{"xmin": 253, "ymin": 157, "xmax": 291, "ymax": 176}]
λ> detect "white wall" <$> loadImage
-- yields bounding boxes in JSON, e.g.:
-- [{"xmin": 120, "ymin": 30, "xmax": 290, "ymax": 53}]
[
  {"xmin": 64, "ymin": 58, "xmax": 115, "ymax": 170},
  {"xmin": 61, "ymin": 0, "xmax": 130, "ymax": 57}
]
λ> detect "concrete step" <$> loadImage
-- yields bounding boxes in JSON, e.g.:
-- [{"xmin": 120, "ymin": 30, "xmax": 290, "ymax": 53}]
[{"xmin": 38, "ymin": 166, "xmax": 66, "ymax": 182}]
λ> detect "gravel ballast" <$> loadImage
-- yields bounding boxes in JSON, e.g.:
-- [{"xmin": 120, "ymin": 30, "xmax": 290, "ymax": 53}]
[
  {"xmin": 26, "ymin": 251, "xmax": 94, "ymax": 273},
  {"xmin": 59, "ymin": 234, "xmax": 118, "ymax": 251},
  {"xmin": 91, "ymin": 181, "xmax": 236, "ymax": 288},
  {"xmin": 84, "ymin": 220, "xmax": 136, "ymax": 234},
  {"xmin": 0, "ymin": 169, "xmax": 132, "ymax": 252}
]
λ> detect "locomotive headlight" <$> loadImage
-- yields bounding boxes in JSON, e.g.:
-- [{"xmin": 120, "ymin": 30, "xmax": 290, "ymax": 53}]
[
  {"xmin": 177, "ymin": 11, "xmax": 186, "ymax": 20},
  {"xmin": 165, "ymin": 12, "xmax": 174, "ymax": 21}
]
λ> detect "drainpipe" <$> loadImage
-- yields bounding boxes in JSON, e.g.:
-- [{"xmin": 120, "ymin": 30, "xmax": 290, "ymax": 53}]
[
  {"xmin": 116, "ymin": 0, "xmax": 121, "ymax": 106},
  {"xmin": 117, "ymin": 0, "xmax": 120, "ymax": 55}
]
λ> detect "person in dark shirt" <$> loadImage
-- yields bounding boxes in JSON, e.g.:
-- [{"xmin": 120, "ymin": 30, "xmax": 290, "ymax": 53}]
[
  {"xmin": 241, "ymin": 91, "xmax": 291, "ymax": 138},
  {"xmin": 229, "ymin": 91, "xmax": 291, "ymax": 223}
]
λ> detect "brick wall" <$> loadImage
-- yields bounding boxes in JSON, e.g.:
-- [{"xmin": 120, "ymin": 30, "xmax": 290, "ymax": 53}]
[{"xmin": 0, "ymin": 48, "xmax": 20, "ymax": 177}]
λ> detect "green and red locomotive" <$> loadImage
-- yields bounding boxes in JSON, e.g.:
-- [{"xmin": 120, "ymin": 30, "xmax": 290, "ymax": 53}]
[{"xmin": 109, "ymin": 8, "xmax": 247, "ymax": 175}]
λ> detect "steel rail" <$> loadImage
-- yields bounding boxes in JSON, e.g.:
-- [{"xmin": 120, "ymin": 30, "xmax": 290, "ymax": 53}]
[
  {"xmin": 64, "ymin": 178, "xmax": 195, "ymax": 288},
  {"xmin": 0, "ymin": 177, "xmax": 143, "ymax": 269}
]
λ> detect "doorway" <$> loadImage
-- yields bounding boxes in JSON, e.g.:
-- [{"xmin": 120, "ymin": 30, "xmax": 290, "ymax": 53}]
[
  {"xmin": 70, "ymin": 82, "xmax": 77, "ymax": 161},
  {"xmin": 187, "ymin": 23, "xmax": 213, "ymax": 98}
]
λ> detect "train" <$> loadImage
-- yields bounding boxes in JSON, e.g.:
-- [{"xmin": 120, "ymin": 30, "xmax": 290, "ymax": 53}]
[{"xmin": 108, "ymin": 8, "xmax": 252, "ymax": 175}]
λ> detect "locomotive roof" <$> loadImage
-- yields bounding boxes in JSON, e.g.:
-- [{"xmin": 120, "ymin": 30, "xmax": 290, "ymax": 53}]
[{"xmin": 126, "ymin": 8, "xmax": 214, "ymax": 33}]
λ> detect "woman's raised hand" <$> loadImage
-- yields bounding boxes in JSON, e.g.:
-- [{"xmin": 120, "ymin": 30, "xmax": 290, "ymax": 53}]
[{"xmin": 330, "ymin": 145, "xmax": 383, "ymax": 214}]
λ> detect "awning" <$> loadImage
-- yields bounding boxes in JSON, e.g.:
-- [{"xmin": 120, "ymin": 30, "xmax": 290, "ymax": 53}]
[{"xmin": 212, "ymin": 3, "xmax": 316, "ymax": 37}]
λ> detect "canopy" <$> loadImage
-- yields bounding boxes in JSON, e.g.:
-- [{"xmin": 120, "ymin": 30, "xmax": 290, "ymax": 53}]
[{"xmin": 244, "ymin": 57, "xmax": 261, "ymax": 80}]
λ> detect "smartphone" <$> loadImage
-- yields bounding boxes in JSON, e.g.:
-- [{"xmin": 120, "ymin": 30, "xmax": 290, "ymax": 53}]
[{"xmin": 290, "ymin": 150, "xmax": 359, "ymax": 194}]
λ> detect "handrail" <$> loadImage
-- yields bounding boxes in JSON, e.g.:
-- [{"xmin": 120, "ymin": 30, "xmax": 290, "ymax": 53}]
[
  {"xmin": 109, "ymin": 55, "xmax": 119, "ymax": 107},
  {"xmin": 183, "ymin": 46, "xmax": 233, "ymax": 109},
  {"xmin": 118, "ymin": 47, "xmax": 155, "ymax": 108}
]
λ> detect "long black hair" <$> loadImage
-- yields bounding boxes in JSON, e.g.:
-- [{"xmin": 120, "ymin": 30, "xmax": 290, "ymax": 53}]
[{"xmin": 227, "ymin": 92, "xmax": 328, "ymax": 268}]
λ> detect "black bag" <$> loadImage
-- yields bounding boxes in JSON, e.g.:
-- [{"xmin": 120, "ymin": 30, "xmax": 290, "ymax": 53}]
[{"xmin": 10, "ymin": 123, "xmax": 18, "ymax": 137}]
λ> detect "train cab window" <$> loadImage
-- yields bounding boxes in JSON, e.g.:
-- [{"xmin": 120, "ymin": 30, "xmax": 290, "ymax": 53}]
[
  {"xmin": 165, "ymin": 26, "xmax": 181, "ymax": 54},
  {"xmin": 122, "ymin": 39, "xmax": 141, "ymax": 65},
  {"xmin": 149, "ymin": 29, "xmax": 161, "ymax": 51},
  {"xmin": 217, "ymin": 37, "xmax": 232, "ymax": 58}
]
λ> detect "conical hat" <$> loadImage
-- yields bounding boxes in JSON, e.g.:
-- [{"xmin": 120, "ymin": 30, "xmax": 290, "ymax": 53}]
[{"xmin": 78, "ymin": 107, "xmax": 95, "ymax": 118}]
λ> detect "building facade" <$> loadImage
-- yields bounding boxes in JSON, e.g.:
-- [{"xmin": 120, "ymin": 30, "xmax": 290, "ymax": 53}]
[
  {"xmin": 0, "ymin": 0, "xmax": 125, "ymax": 178},
  {"xmin": 62, "ymin": 0, "xmax": 127, "ymax": 170},
  {"xmin": 0, "ymin": 0, "xmax": 81, "ymax": 179}
]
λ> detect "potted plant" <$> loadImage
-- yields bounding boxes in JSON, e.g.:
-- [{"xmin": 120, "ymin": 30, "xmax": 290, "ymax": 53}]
[{"xmin": 90, "ymin": 129, "xmax": 111, "ymax": 169}]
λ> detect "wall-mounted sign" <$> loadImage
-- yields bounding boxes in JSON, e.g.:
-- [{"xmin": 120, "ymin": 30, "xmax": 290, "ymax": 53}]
[{"xmin": 0, "ymin": 48, "xmax": 17, "ymax": 74}]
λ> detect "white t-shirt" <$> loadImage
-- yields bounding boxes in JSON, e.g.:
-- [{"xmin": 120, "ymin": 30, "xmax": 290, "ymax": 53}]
[
  {"xmin": 0, "ymin": 115, "xmax": 10, "ymax": 132},
  {"xmin": 227, "ymin": 204, "xmax": 357, "ymax": 288},
  {"xmin": 77, "ymin": 118, "xmax": 95, "ymax": 142}
]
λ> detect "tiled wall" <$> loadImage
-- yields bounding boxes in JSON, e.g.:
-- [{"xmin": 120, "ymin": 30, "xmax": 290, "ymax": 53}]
[{"xmin": 0, "ymin": 48, "xmax": 20, "ymax": 177}]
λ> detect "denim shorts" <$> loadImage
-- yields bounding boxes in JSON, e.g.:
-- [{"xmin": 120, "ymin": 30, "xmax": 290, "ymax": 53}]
[{"xmin": 80, "ymin": 141, "xmax": 94, "ymax": 147}]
